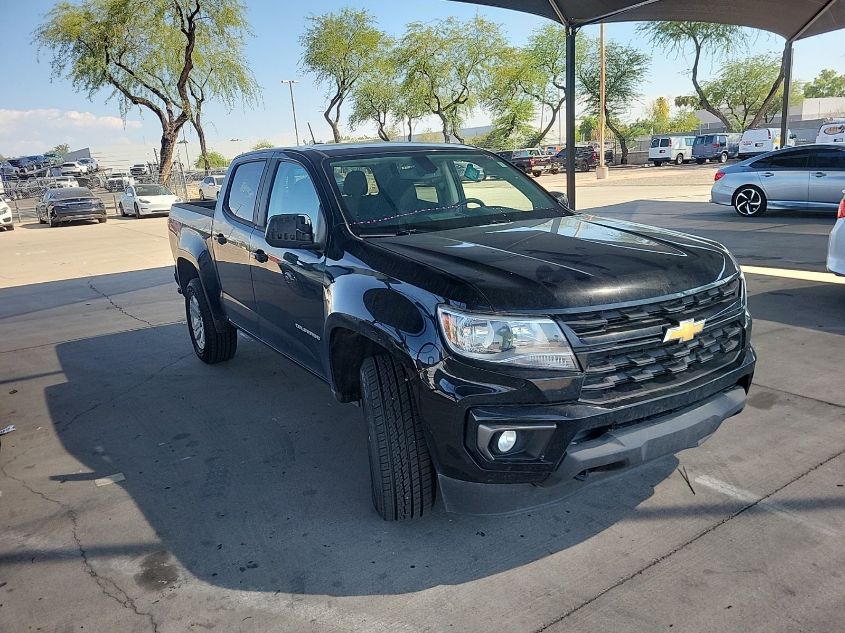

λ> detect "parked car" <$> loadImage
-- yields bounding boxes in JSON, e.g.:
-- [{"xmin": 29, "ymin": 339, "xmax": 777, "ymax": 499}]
[
  {"xmin": 510, "ymin": 148, "xmax": 551, "ymax": 176},
  {"xmin": 551, "ymin": 145, "xmax": 614, "ymax": 173},
  {"xmin": 8, "ymin": 157, "xmax": 36, "ymax": 175},
  {"xmin": 649, "ymin": 135, "xmax": 696, "ymax": 166},
  {"xmin": 60, "ymin": 161, "xmax": 87, "ymax": 177},
  {"xmin": 816, "ymin": 119, "xmax": 845, "ymax": 145},
  {"xmin": 43, "ymin": 151, "xmax": 63, "ymax": 165},
  {"xmin": 169, "ymin": 143, "xmax": 755, "ymax": 520},
  {"xmin": 826, "ymin": 191, "xmax": 845, "ymax": 275},
  {"xmin": 120, "ymin": 183, "xmax": 181, "ymax": 217},
  {"xmin": 693, "ymin": 133, "xmax": 742, "ymax": 164},
  {"xmin": 50, "ymin": 177, "xmax": 80, "ymax": 189},
  {"xmin": 495, "ymin": 150, "xmax": 515, "ymax": 163},
  {"xmin": 78, "ymin": 157, "xmax": 98, "ymax": 172},
  {"xmin": 36, "ymin": 187, "xmax": 107, "ymax": 226},
  {"xmin": 130, "ymin": 163, "xmax": 150, "ymax": 177},
  {"xmin": 0, "ymin": 196, "xmax": 13, "ymax": 231},
  {"xmin": 106, "ymin": 171, "xmax": 135, "ymax": 191},
  {"xmin": 738, "ymin": 128, "xmax": 796, "ymax": 159},
  {"xmin": 198, "ymin": 175, "xmax": 225, "ymax": 200},
  {"xmin": 0, "ymin": 161, "xmax": 16, "ymax": 178},
  {"xmin": 711, "ymin": 144, "xmax": 845, "ymax": 217},
  {"xmin": 27, "ymin": 155, "xmax": 48, "ymax": 170}
]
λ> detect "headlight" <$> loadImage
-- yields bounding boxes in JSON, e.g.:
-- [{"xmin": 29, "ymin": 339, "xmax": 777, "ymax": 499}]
[
  {"xmin": 138, "ymin": 198, "xmax": 150, "ymax": 203},
  {"xmin": 437, "ymin": 306, "xmax": 579, "ymax": 370}
]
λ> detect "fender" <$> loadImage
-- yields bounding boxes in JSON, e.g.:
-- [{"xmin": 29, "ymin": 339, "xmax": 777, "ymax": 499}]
[{"xmin": 175, "ymin": 228, "xmax": 229, "ymax": 333}]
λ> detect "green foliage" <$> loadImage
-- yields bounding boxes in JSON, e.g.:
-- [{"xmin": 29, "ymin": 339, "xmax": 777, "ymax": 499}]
[
  {"xmin": 804, "ymin": 69, "xmax": 845, "ymax": 98},
  {"xmin": 252, "ymin": 139, "xmax": 274, "ymax": 150},
  {"xmin": 195, "ymin": 151, "xmax": 228, "ymax": 169},
  {"xmin": 300, "ymin": 8, "xmax": 386, "ymax": 142},
  {"xmin": 647, "ymin": 98, "xmax": 671, "ymax": 133},
  {"xmin": 349, "ymin": 42, "xmax": 400, "ymax": 142},
  {"xmin": 669, "ymin": 108, "xmax": 701, "ymax": 133},
  {"xmin": 579, "ymin": 115, "xmax": 598, "ymax": 142},
  {"xmin": 51, "ymin": 143, "xmax": 70, "ymax": 156}
]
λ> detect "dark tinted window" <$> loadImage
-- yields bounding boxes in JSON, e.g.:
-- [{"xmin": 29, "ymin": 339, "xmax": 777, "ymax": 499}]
[
  {"xmin": 753, "ymin": 150, "xmax": 810, "ymax": 170},
  {"xmin": 660, "ymin": 138, "xmax": 671, "ymax": 147},
  {"xmin": 266, "ymin": 161, "xmax": 321, "ymax": 229},
  {"xmin": 225, "ymin": 160, "xmax": 265, "ymax": 223},
  {"xmin": 810, "ymin": 148, "xmax": 845, "ymax": 170}
]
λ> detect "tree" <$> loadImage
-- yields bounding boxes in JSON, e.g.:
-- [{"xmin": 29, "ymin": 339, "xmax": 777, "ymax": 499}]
[
  {"xmin": 669, "ymin": 107, "xmax": 701, "ymax": 133},
  {"xmin": 394, "ymin": 83, "xmax": 428, "ymax": 142},
  {"xmin": 300, "ymin": 8, "xmax": 385, "ymax": 143},
  {"xmin": 51, "ymin": 143, "xmax": 70, "ymax": 156},
  {"xmin": 702, "ymin": 54, "xmax": 803, "ymax": 130},
  {"xmin": 646, "ymin": 97, "xmax": 671, "ymax": 133},
  {"xmin": 194, "ymin": 151, "xmax": 227, "ymax": 169},
  {"xmin": 398, "ymin": 16, "xmax": 507, "ymax": 143},
  {"xmin": 252, "ymin": 139, "xmax": 274, "ymax": 150},
  {"xmin": 35, "ymin": 0, "xmax": 257, "ymax": 185},
  {"xmin": 638, "ymin": 22, "xmax": 747, "ymax": 131},
  {"xmin": 578, "ymin": 38, "xmax": 650, "ymax": 163},
  {"xmin": 579, "ymin": 115, "xmax": 598, "ymax": 142},
  {"xmin": 349, "ymin": 44, "xmax": 399, "ymax": 142},
  {"xmin": 804, "ymin": 69, "xmax": 845, "ymax": 98}
]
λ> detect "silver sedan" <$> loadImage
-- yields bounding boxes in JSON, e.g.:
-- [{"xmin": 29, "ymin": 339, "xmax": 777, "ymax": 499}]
[{"xmin": 711, "ymin": 144, "xmax": 845, "ymax": 217}]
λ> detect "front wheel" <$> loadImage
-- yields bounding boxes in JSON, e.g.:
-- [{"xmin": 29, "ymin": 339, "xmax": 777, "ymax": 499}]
[
  {"xmin": 119, "ymin": 203, "xmax": 126, "ymax": 217},
  {"xmin": 360, "ymin": 354, "xmax": 435, "ymax": 521},
  {"xmin": 200, "ymin": 190, "xmax": 206, "ymax": 201},
  {"xmin": 733, "ymin": 186, "xmax": 767, "ymax": 217},
  {"xmin": 134, "ymin": 203, "xmax": 141, "ymax": 218},
  {"xmin": 184, "ymin": 278, "xmax": 238, "ymax": 364}
]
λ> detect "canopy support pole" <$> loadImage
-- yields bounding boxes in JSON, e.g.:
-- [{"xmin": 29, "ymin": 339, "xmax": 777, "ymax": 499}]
[
  {"xmin": 566, "ymin": 24, "xmax": 577, "ymax": 210},
  {"xmin": 779, "ymin": 42, "xmax": 793, "ymax": 149}
]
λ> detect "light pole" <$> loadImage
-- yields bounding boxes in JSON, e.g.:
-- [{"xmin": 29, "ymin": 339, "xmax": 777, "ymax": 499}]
[
  {"xmin": 596, "ymin": 23, "xmax": 609, "ymax": 180},
  {"xmin": 281, "ymin": 79, "xmax": 301, "ymax": 146}
]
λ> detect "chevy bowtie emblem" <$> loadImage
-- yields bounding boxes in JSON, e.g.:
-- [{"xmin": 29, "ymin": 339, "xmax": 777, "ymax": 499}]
[{"xmin": 663, "ymin": 318, "xmax": 706, "ymax": 344}]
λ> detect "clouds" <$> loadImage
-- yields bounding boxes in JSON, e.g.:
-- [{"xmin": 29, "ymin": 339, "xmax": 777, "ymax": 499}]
[{"xmin": 0, "ymin": 108, "xmax": 145, "ymax": 156}]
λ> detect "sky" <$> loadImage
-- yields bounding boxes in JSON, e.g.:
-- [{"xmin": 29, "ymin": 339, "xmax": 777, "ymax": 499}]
[{"xmin": 1, "ymin": 0, "xmax": 844, "ymax": 157}]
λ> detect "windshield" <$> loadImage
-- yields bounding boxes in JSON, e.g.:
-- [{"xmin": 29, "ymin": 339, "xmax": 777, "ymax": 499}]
[
  {"xmin": 327, "ymin": 150, "xmax": 565, "ymax": 236},
  {"xmin": 135, "ymin": 184, "xmax": 171, "ymax": 196}
]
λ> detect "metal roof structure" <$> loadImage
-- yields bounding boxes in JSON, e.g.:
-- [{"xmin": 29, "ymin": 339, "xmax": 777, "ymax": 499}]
[{"xmin": 451, "ymin": 0, "xmax": 843, "ymax": 208}]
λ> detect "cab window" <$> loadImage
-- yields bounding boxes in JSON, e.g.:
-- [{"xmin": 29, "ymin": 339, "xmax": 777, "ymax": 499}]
[
  {"xmin": 266, "ymin": 161, "xmax": 322, "ymax": 230},
  {"xmin": 224, "ymin": 160, "xmax": 266, "ymax": 224}
]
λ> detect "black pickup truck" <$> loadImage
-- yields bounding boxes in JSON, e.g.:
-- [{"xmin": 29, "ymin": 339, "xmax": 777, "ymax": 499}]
[{"xmin": 169, "ymin": 143, "xmax": 755, "ymax": 520}]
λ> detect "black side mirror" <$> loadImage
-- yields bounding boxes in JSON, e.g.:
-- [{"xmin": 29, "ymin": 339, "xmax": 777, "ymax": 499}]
[
  {"xmin": 265, "ymin": 213, "xmax": 314, "ymax": 248},
  {"xmin": 549, "ymin": 191, "xmax": 569, "ymax": 208}
]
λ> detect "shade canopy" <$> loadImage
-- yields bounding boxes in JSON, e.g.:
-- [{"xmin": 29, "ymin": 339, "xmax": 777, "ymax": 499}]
[{"xmin": 451, "ymin": 0, "xmax": 844, "ymax": 41}]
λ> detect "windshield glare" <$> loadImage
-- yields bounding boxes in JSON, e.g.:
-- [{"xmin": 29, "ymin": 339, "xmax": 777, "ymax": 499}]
[
  {"xmin": 328, "ymin": 151, "xmax": 564, "ymax": 236},
  {"xmin": 135, "ymin": 184, "xmax": 171, "ymax": 196}
]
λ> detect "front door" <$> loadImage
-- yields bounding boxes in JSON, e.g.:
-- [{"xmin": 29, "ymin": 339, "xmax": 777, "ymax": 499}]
[
  {"xmin": 251, "ymin": 159, "xmax": 326, "ymax": 376},
  {"xmin": 212, "ymin": 159, "xmax": 267, "ymax": 334},
  {"xmin": 752, "ymin": 149, "xmax": 811, "ymax": 208},
  {"xmin": 808, "ymin": 147, "xmax": 845, "ymax": 207}
]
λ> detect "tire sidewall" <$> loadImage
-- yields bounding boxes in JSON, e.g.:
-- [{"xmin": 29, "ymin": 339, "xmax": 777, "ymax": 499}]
[{"xmin": 185, "ymin": 279, "xmax": 211, "ymax": 361}]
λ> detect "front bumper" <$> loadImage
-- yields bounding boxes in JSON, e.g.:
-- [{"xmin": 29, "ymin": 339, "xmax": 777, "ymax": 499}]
[
  {"xmin": 138, "ymin": 204, "xmax": 171, "ymax": 215},
  {"xmin": 52, "ymin": 210, "xmax": 106, "ymax": 223}
]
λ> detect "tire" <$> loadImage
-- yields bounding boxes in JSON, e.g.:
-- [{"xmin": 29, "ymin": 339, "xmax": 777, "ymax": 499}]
[
  {"xmin": 652, "ymin": 161, "xmax": 662, "ymax": 167},
  {"xmin": 134, "ymin": 203, "xmax": 141, "ymax": 218},
  {"xmin": 580, "ymin": 162, "xmax": 590, "ymax": 173},
  {"xmin": 7, "ymin": 225, "xmax": 13, "ymax": 231},
  {"xmin": 98, "ymin": 218, "xmax": 107, "ymax": 223},
  {"xmin": 360, "ymin": 354, "xmax": 435, "ymax": 521},
  {"xmin": 696, "ymin": 158, "xmax": 705, "ymax": 165},
  {"xmin": 532, "ymin": 171, "xmax": 541, "ymax": 177},
  {"xmin": 49, "ymin": 218, "xmax": 58, "ymax": 228},
  {"xmin": 184, "ymin": 278, "xmax": 238, "ymax": 364},
  {"xmin": 719, "ymin": 152, "xmax": 728, "ymax": 164},
  {"xmin": 675, "ymin": 154, "xmax": 684, "ymax": 165},
  {"xmin": 119, "ymin": 203, "xmax": 126, "ymax": 217},
  {"xmin": 733, "ymin": 186, "xmax": 767, "ymax": 217},
  {"xmin": 199, "ymin": 190, "xmax": 206, "ymax": 201}
]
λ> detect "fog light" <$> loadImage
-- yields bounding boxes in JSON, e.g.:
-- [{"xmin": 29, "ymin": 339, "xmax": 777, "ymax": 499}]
[{"xmin": 497, "ymin": 430, "xmax": 518, "ymax": 453}]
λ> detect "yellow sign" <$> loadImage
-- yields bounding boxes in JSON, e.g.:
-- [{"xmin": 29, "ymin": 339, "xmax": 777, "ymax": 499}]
[{"xmin": 663, "ymin": 318, "xmax": 706, "ymax": 344}]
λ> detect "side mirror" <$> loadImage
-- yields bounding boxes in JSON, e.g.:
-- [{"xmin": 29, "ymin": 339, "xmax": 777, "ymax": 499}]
[
  {"xmin": 549, "ymin": 191, "xmax": 569, "ymax": 208},
  {"xmin": 265, "ymin": 213, "xmax": 314, "ymax": 249}
]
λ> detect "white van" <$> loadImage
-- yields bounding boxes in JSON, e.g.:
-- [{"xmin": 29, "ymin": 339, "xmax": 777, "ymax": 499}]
[
  {"xmin": 649, "ymin": 135, "xmax": 696, "ymax": 166},
  {"xmin": 738, "ymin": 127, "xmax": 795, "ymax": 158},
  {"xmin": 816, "ymin": 120, "xmax": 845, "ymax": 144}
]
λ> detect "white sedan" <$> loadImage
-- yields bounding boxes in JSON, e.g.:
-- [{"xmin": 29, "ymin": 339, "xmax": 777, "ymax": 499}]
[
  {"xmin": 827, "ymin": 191, "xmax": 845, "ymax": 276},
  {"xmin": 198, "ymin": 175, "xmax": 225, "ymax": 200},
  {"xmin": 1, "ymin": 196, "xmax": 13, "ymax": 231},
  {"xmin": 119, "ymin": 183, "xmax": 181, "ymax": 218}
]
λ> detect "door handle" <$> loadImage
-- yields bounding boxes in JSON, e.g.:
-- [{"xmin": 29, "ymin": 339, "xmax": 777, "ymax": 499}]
[
  {"xmin": 215, "ymin": 233, "xmax": 227, "ymax": 245},
  {"xmin": 253, "ymin": 249, "xmax": 269, "ymax": 263},
  {"xmin": 812, "ymin": 172, "xmax": 827, "ymax": 178},
  {"xmin": 761, "ymin": 172, "xmax": 774, "ymax": 177}
]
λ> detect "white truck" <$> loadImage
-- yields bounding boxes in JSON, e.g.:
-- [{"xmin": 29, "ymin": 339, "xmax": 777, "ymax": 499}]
[
  {"xmin": 738, "ymin": 127, "xmax": 795, "ymax": 158},
  {"xmin": 816, "ymin": 120, "xmax": 845, "ymax": 145}
]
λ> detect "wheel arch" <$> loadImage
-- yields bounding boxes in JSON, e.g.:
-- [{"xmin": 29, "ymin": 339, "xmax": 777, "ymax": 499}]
[{"xmin": 174, "ymin": 233, "xmax": 229, "ymax": 333}]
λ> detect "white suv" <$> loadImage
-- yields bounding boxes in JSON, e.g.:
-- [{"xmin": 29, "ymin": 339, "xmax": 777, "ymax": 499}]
[{"xmin": 0, "ymin": 197, "xmax": 14, "ymax": 231}]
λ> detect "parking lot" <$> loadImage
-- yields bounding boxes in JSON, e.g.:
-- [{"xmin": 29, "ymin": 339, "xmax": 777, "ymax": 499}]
[{"xmin": 1, "ymin": 165, "xmax": 843, "ymax": 632}]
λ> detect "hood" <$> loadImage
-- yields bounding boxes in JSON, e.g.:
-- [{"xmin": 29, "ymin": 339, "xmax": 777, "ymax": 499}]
[{"xmin": 370, "ymin": 215, "xmax": 736, "ymax": 311}]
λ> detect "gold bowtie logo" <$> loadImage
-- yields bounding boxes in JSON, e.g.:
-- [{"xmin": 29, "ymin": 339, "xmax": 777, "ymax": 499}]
[{"xmin": 663, "ymin": 318, "xmax": 706, "ymax": 344}]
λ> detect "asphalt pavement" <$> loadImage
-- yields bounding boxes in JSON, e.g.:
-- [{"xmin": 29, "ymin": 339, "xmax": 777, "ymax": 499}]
[{"xmin": 1, "ymin": 168, "xmax": 843, "ymax": 632}]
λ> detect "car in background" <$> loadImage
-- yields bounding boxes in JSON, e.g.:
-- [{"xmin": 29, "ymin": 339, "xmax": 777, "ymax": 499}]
[
  {"xmin": 106, "ymin": 171, "xmax": 134, "ymax": 191},
  {"xmin": 36, "ymin": 187, "xmax": 107, "ymax": 227},
  {"xmin": 816, "ymin": 120, "xmax": 845, "ymax": 145},
  {"xmin": 60, "ymin": 161, "xmax": 87, "ymax": 177},
  {"xmin": 78, "ymin": 157, "xmax": 98, "ymax": 172},
  {"xmin": 1, "ymin": 161, "xmax": 16, "ymax": 178},
  {"xmin": 738, "ymin": 128, "xmax": 796, "ymax": 159},
  {"xmin": 711, "ymin": 144, "xmax": 845, "ymax": 217},
  {"xmin": 495, "ymin": 150, "xmax": 515, "ymax": 164},
  {"xmin": 510, "ymin": 148, "xmax": 551, "ymax": 177},
  {"xmin": 550, "ymin": 145, "xmax": 613, "ymax": 173},
  {"xmin": 693, "ymin": 133, "xmax": 742, "ymax": 164},
  {"xmin": 826, "ymin": 191, "xmax": 845, "ymax": 276},
  {"xmin": 649, "ymin": 135, "xmax": 696, "ymax": 166},
  {"xmin": 49, "ymin": 177, "xmax": 80, "ymax": 189},
  {"xmin": 130, "ymin": 163, "xmax": 150, "ymax": 177},
  {"xmin": 0, "ymin": 196, "xmax": 13, "ymax": 231},
  {"xmin": 198, "ymin": 175, "xmax": 225, "ymax": 200},
  {"xmin": 8, "ymin": 157, "xmax": 36, "ymax": 175},
  {"xmin": 44, "ymin": 151, "xmax": 64, "ymax": 165},
  {"xmin": 119, "ymin": 183, "xmax": 181, "ymax": 217}
]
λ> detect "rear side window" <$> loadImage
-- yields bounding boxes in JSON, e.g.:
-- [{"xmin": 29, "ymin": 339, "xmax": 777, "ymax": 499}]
[
  {"xmin": 224, "ymin": 160, "xmax": 265, "ymax": 224},
  {"xmin": 650, "ymin": 138, "xmax": 659, "ymax": 148},
  {"xmin": 810, "ymin": 149, "xmax": 845, "ymax": 170},
  {"xmin": 753, "ymin": 150, "xmax": 810, "ymax": 170}
]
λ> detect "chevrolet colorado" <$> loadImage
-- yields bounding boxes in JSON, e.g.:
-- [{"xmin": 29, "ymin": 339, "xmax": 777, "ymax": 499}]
[{"xmin": 168, "ymin": 143, "xmax": 755, "ymax": 520}]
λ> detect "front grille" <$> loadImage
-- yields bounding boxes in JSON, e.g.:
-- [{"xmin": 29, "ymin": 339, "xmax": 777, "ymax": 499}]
[{"xmin": 558, "ymin": 277, "xmax": 746, "ymax": 405}]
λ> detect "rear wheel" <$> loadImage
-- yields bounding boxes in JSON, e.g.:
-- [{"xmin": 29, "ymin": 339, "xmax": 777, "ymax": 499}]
[
  {"xmin": 360, "ymin": 354, "xmax": 435, "ymax": 521},
  {"xmin": 696, "ymin": 158, "xmax": 705, "ymax": 165},
  {"xmin": 532, "ymin": 171, "xmax": 541, "ymax": 177},
  {"xmin": 98, "ymin": 218, "xmax": 107, "ymax": 223},
  {"xmin": 675, "ymin": 153, "xmax": 684, "ymax": 165},
  {"xmin": 719, "ymin": 152, "xmax": 729, "ymax": 164},
  {"xmin": 184, "ymin": 278, "xmax": 238, "ymax": 364},
  {"xmin": 652, "ymin": 161, "xmax": 663, "ymax": 167},
  {"xmin": 733, "ymin": 186, "xmax": 767, "ymax": 217}
]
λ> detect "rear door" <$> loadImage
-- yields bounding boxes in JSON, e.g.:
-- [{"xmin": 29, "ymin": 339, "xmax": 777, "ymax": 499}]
[
  {"xmin": 212, "ymin": 158, "xmax": 267, "ymax": 334},
  {"xmin": 250, "ymin": 158, "xmax": 327, "ymax": 375},
  {"xmin": 808, "ymin": 147, "xmax": 845, "ymax": 207},
  {"xmin": 751, "ymin": 149, "xmax": 811, "ymax": 207}
]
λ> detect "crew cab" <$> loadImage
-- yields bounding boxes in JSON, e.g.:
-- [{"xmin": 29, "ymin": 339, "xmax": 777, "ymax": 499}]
[{"xmin": 169, "ymin": 143, "xmax": 755, "ymax": 520}]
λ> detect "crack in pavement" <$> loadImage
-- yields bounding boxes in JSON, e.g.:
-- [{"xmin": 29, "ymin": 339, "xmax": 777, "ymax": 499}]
[
  {"xmin": 532, "ymin": 447, "xmax": 845, "ymax": 632},
  {"xmin": 0, "ymin": 464, "xmax": 161, "ymax": 632},
  {"xmin": 87, "ymin": 279, "xmax": 155, "ymax": 327}
]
